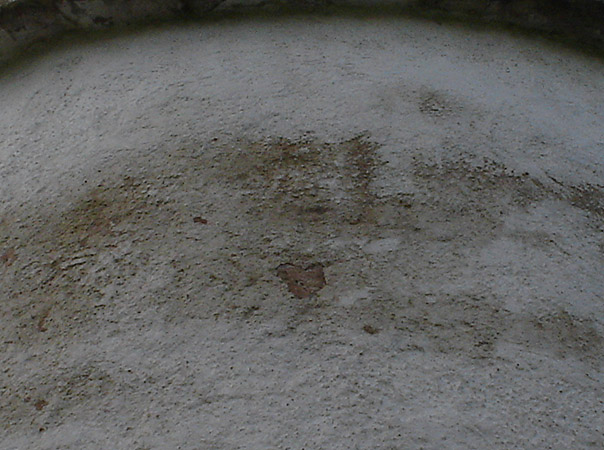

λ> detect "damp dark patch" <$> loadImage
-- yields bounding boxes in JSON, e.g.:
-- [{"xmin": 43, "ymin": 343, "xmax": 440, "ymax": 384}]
[
  {"xmin": 204, "ymin": 135, "xmax": 382, "ymax": 227},
  {"xmin": 363, "ymin": 324, "xmax": 380, "ymax": 335},
  {"xmin": 3, "ymin": 363, "xmax": 115, "ymax": 428},
  {"xmin": 174, "ymin": 137, "xmax": 603, "ymax": 355},
  {"xmin": 521, "ymin": 310, "xmax": 604, "ymax": 362},
  {"xmin": 418, "ymin": 89, "xmax": 460, "ymax": 118},
  {"xmin": 0, "ymin": 173, "xmax": 170, "ymax": 344},
  {"xmin": 413, "ymin": 159, "xmax": 550, "ymax": 212},
  {"xmin": 53, "ymin": 176, "xmax": 152, "ymax": 250},
  {"xmin": 92, "ymin": 16, "xmax": 113, "ymax": 26},
  {"xmin": 298, "ymin": 204, "xmax": 331, "ymax": 221},
  {"xmin": 347, "ymin": 292, "xmax": 603, "ymax": 363},
  {"xmin": 340, "ymin": 136, "xmax": 381, "ymax": 224},
  {"xmin": 414, "ymin": 160, "xmax": 604, "ymax": 226},
  {"xmin": 565, "ymin": 182, "xmax": 604, "ymax": 217},
  {"xmin": 2, "ymin": 134, "xmax": 602, "ymax": 368},
  {"xmin": 387, "ymin": 296, "xmax": 505, "ymax": 359}
]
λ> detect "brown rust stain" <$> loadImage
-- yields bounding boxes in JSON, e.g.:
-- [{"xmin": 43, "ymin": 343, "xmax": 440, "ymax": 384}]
[
  {"xmin": 2, "ymin": 174, "xmax": 160, "ymax": 344},
  {"xmin": 363, "ymin": 324, "xmax": 380, "ymax": 335},
  {"xmin": 1, "ymin": 247, "xmax": 16, "ymax": 266},
  {"xmin": 33, "ymin": 399, "xmax": 47, "ymax": 411},
  {"xmin": 341, "ymin": 136, "xmax": 380, "ymax": 224},
  {"xmin": 276, "ymin": 263, "xmax": 326, "ymax": 299},
  {"xmin": 54, "ymin": 176, "xmax": 149, "ymax": 250},
  {"xmin": 2, "ymin": 134, "xmax": 602, "ymax": 369},
  {"xmin": 37, "ymin": 308, "xmax": 51, "ymax": 332},
  {"xmin": 205, "ymin": 135, "xmax": 382, "ymax": 227}
]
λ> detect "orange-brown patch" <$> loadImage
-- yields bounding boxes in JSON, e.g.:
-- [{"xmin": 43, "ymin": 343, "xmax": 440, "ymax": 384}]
[
  {"xmin": 0, "ymin": 247, "xmax": 17, "ymax": 266},
  {"xmin": 276, "ymin": 263, "xmax": 326, "ymax": 299},
  {"xmin": 34, "ymin": 399, "xmax": 47, "ymax": 411}
]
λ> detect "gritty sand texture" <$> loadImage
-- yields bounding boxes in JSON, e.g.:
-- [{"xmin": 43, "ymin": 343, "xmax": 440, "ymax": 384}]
[{"xmin": 1, "ymin": 15, "xmax": 603, "ymax": 450}]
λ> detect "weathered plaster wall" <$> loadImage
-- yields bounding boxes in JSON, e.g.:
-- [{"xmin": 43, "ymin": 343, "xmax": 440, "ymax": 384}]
[{"xmin": 1, "ymin": 6, "xmax": 603, "ymax": 450}]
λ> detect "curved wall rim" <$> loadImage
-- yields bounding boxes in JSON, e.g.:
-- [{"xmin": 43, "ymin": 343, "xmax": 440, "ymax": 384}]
[{"xmin": 1, "ymin": 0, "xmax": 604, "ymax": 65}]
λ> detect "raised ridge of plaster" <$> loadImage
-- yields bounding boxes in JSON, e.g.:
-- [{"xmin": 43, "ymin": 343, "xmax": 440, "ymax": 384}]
[{"xmin": 1, "ymin": 0, "xmax": 604, "ymax": 65}]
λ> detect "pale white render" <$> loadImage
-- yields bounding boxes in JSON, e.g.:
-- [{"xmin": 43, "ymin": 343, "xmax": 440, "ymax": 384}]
[{"xmin": 0, "ymin": 3, "xmax": 603, "ymax": 450}]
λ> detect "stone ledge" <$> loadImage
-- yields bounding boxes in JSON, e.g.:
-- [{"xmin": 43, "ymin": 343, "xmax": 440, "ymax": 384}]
[{"xmin": 1, "ymin": 0, "xmax": 603, "ymax": 64}]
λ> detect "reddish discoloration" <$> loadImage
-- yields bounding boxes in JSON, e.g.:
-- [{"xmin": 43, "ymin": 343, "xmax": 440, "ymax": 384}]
[
  {"xmin": 37, "ymin": 309, "xmax": 51, "ymax": 332},
  {"xmin": 34, "ymin": 399, "xmax": 47, "ymax": 411},
  {"xmin": 276, "ymin": 263, "xmax": 326, "ymax": 299},
  {"xmin": 0, "ymin": 247, "xmax": 16, "ymax": 266}
]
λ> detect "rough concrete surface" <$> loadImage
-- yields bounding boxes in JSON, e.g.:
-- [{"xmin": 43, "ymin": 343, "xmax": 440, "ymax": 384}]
[{"xmin": 1, "ymin": 13, "xmax": 604, "ymax": 450}]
